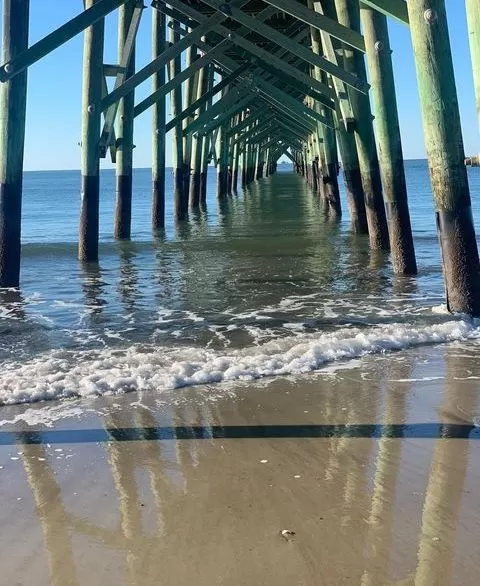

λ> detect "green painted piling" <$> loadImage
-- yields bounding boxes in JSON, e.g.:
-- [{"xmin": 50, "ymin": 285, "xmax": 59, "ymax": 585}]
[
  {"xmin": 216, "ymin": 83, "xmax": 229, "ymax": 198},
  {"xmin": 189, "ymin": 62, "xmax": 208, "ymax": 208},
  {"xmin": 317, "ymin": 0, "xmax": 367, "ymax": 232},
  {"xmin": 0, "ymin": 0, "xmax": 29, "ymax": 287},
  {"xmin": 361, "ymin": 6, "xmax": 417, "ymax": 274},
  {"xmin": 199, "ymin": 65, "xmax": 214, "ymax": 205},
  {"xmin": 114, "ymin": 1, "xmax": 136, "ymax": 240},
  {"xmin": 231, "ymin": 114, "xmax": 240, "ymax": 191},
  {"xmin": 334, "ymin": 0, "xmax": 389, "ymax": 250},
  {"xmin": 168, "ymin": 20, "xmax": 187, "ymax": 221},
  {"xmin": 408, "ymin": 0, "xmax": 480, "ymax": 315},
  {"xmin": 152, "ymin": 8, "xmax": 166, "ymax": 231},
  {"xmin": 466, "ymin": 0, "xmax": 480, "ymax": 131},
  {"xmin": 183, "ymin": 40, "xmax": 198, "ymax": 198},
  {"xmin": 79, "ymin": 0, "xmax": 105, "ymax": 262}
]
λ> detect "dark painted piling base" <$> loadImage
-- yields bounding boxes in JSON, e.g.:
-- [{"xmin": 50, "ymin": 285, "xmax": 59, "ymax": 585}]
[
  {"xmin": 173, "ymin": 167, "xmax": 187, "ymax": 221},
  {"xmin": 311, "ymin": 161, "xmax": 319, "ymax": 192},
  {"xmin": 152, "ymin": 179, "xmax": 165, "ymax": 231},
  {"xmin": 385, "ymin": 202, "xmax": 417, "ymax": 275},
  {"xmin": 344, "ymin": 169, "xmax": 369, "ymax": 234},
  {"xmin": 232, "ymin": 169, "xmax": 239, "ymax": 192},
  {"xmin": 227, "ymin": 168, "xmax": 233, "ymax": 194},
  {"xmin": 189, "ymin": 172, "xmax": 201, "ymax": 208},
  {"xmin": 323, "ymin": 163, "xmax": 341, "ymax": 218},
  {"xmin": 114, "ymin": 175, "xmax": 132, "ymax": 240},
  {"xmin": 256, "ymin": 163, "xmax": 264, "ymax": 180},
  {"xmin": 437, "ymin": 206, "xmax": 480, "ymax": 315},
  {"xmin": 217, "ymin": 170, "xmax": 228, "ymax": 198},
  {"xmin": 364, "ymin": 167, "xmax": 390, "ymax": 250},
  {"xmin": 0, "ymin": 182, "xmax": 22, "ymax": 287},
  {"xmin": 200, "ymin": 172, "xmax": 208, "ymax": 205},
  {"xmin": 79, "ymin": 175, "xmax": 100, "ymax": 262}
]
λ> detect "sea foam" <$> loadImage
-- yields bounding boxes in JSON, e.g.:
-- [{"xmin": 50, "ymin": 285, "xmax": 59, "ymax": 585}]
[{"xmin": 0, "ymin": 319, "xmax": 478, "ymax": 406}]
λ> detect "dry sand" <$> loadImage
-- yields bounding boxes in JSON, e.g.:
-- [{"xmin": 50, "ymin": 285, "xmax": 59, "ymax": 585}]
[{"xmin": 1, "ymin": 343, "xmax": 480, "ymax": 585}]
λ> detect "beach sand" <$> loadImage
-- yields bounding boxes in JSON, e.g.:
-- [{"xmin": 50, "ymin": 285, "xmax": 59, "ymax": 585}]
[{"xmin": 1, "ymin": 343, "xmax": 480, "ymax": 585}]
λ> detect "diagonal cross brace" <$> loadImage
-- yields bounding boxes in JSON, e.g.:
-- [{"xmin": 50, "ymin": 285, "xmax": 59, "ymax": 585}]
[
  {"xmin": 357, "ymin": 0, "xmax": 409, "ymax": 25},
  {"xmin": 0, "ymin": 0, "xmax": 130, "ymax": 82},
  {"xmin": 263, "ymin": 0, "xmax": 365, "ymax": 51},
  {"xmin": 99, "ymin": 1, "xmax": 144, "ymax": 155},
  {"xmin": 166, "ymin": 0, "xmax": 337, "ymax": 102},
  {"xmin": 165, "ymin": 64, "xmax": 250, "ymax": 133},
  {"xmin": 101, "ymin": 0, "xmax": 251, "ymax": 112},
  {"xmin": 200, "ymin": 0, "xmax": 368, "ymax": 93},
  {"xmin": 133, "ymin": 40, "xmax": 229, "ymax": 119}
]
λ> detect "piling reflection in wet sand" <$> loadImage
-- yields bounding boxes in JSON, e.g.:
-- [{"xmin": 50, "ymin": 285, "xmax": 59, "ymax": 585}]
[{"xmin": 10, "ymin": 357, "xmax": 480, "ymax": 585}]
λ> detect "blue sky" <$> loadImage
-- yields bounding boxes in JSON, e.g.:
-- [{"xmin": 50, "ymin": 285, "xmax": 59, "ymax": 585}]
[{"xmin": 2, "ymin": 0, "xmax": 478, "ymax": 171}]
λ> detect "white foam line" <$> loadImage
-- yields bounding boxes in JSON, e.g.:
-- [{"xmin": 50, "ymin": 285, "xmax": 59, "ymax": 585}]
[{"xmin": 0, "ymin": 319, "xmax": 478, "ymax": 406}]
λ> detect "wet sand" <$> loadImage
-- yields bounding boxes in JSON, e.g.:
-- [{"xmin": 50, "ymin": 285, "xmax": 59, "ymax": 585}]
[{"xmin": 1, "ymin": 343, "xmax": 480, "ymax": 585}]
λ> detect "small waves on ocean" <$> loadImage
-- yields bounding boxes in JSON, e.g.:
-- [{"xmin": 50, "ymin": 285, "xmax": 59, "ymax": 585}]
[{"xmin": 1, "ymin": 317, "xmax": 479, "ymax": 406}]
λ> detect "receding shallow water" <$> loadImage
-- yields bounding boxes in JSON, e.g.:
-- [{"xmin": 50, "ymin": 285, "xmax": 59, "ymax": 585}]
[{"xmin": 2, "ymin": 162, "xmax": 480, "ymax": 405}]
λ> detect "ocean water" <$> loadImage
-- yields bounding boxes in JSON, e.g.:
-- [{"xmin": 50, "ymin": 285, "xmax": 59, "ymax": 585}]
[{"xmin": 2, "ymin": 160, "xmax": 480, "ymax": 406}]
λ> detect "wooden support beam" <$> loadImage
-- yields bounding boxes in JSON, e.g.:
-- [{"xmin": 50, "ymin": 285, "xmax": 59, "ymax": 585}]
[
  {"xmin": 200, "ymin": 0, "xmax": 367, "ymax": 92},
  {"xmin": 254, "ymin": 77, "xmax": 334, "ymax": 128},
  {"xmin": 184, "ymin": 87, "xmax": 248, "ymax": 136},
  {"xmin": 361, "ymin": 6, "xmax": 417, "ymax": 274},
  {"xmin": 201, "ymin": 66, "xmax": 215, "ymax": 204},
  {"xmin": 114, "ymin": 0, "xmax": 136, "ymax": 240},
  {"xmin": 102, "ymin": 0, "xmax": 248, "ymax": 112},
  {"xmin": 99, "ymin": 1, "xmax": 143, "ymax": 155},
  {"xmin": 408, "ymin": 0, "xmax": 480, "ymax": 315},
  {"xmin": 316, "ymin": 0, "xmax": 367, "ymax": 231},
  {"xmin": 165, "ymin": 64, "xmax": 249, "ymax": 133},
  {"xmin": 165, "ymin": 0, "xmax": 337, "ymax": 101},
  {"xmin": 189, "ymin": 60, "xmax": 209, "ymax": 208},
  {"xmin": 168, "ymin": 19, "xmax": 187, "ymax": 222},
  {"xmin": 0, "ymin": 0, "xmax": 128, "ymax": 82},
  {"xmin": 152, "ymin": 7, "xmax": 166, "ymax": 232},
  {"xmin": 198, "ymin": 94, "xmax": 255, "ymax": 137},
  {"xmin": 308, "ymin": 2, "xmax": 341, "ymax": 216},
  {"xmin": 0, "ymin": 0, "xmax": 29, "ymax": 287},
  {"xmin": 79, "ymin": 0, "xmax": 105, "ymax": 262},
  {"xmin": 335, "ymin": 0, "xmax": 389, "ymax": 250},
  {"xmin": 358, "ymin": 0, "xmax": 409, "ymax": 25},
  {"xmin": 263, "ymin": 0, "xmax": 365, "ymax": 51},
  {"xmin": 134, "ymin": 41, "xmax": 228, "ymax": 119}
]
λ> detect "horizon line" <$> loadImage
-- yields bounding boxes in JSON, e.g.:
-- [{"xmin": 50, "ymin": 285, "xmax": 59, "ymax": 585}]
[{"xmin": 24, "ymin": 158, "xmax": 428, "ymax": 173}]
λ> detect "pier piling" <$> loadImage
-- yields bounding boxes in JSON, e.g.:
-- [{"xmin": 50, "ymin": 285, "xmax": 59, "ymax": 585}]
[
  {"xmin": 0, "ymin": 0, "xmax": 29, "ymax": 287},
  {"xmin": 408, "ymin": 0, "xmax": 480, "ymax": 315},
  {"xmin": 79, "ymin": 0, "xmax": 105, "ymax": 262},
  {"xmin": 114, "ymin": 0, "xmax": 137, "ymax": 240},
  {"xmin": 361, "ymin": 6, "xmax": 417, "ymax": 275},
  {"xmin": 152, "ymin": 8, "xmax": 166, "ymax": 232},
  {"xmin": 334, "ymin": 0, "xmax": 390, "ymax": 251}
]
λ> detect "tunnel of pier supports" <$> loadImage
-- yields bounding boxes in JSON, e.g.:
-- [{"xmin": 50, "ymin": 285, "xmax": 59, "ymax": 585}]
[{"xmin": 0, "ymin": 1, "xmax": 480, "ymax": 314}]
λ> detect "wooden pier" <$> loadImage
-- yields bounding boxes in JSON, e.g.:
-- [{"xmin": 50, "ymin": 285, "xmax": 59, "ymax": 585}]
[{"xmin": 0, "ymin": 1, "xmax": 479, "ymax": 314}]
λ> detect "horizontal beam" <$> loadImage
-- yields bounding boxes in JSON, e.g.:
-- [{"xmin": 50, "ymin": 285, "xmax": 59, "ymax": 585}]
[
  {"xmin": 263, "ymin": 0, "xmax": 365, "ymax": 52},
  {"xmin": 0, "ymin": 0, "xmax": 130, "ymax": 82},
  {"xmin": 358, "ymin": 0, "xmax": 409, "ymax": 25},
  {"xmin": 201, "ymin": 0, "xmax": 367, "ymax": 92}
]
